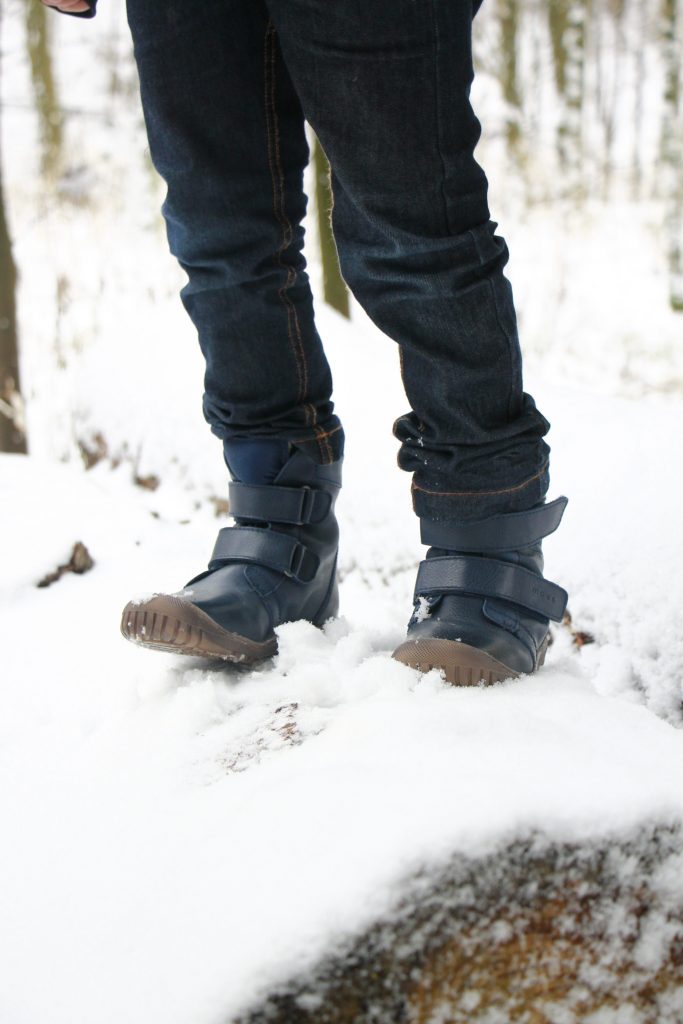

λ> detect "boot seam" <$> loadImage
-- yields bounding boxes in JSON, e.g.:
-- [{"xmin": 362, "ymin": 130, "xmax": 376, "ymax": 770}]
[
  {"xmin": 245, "ymin": 564, "xmax": 282, "ymax": 613},
  {"xmin": 314, "ymin": 552, "xmax": 339, "ymax": 625}
]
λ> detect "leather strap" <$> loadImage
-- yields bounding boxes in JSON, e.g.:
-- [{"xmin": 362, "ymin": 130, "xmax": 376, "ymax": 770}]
[
  {"xmin": 228, "ymin": 482, "xmax": 330, "ymax": 525},
  {"xmin": 209, "ymin": 527, "xmax": 319, "ymax": 583},
  {"xmin": 414, "ymin": 555, "xmax": 568, "ymax": 622},
  {"xmin": 420, "ymin": 496, "xmax": 568, "ymax": 553}
]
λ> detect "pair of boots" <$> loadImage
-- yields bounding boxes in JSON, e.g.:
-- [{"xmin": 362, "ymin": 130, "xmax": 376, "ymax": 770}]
[{"xmin": 122, "ymin": 444, "xmax": 567, "ymax": 684}]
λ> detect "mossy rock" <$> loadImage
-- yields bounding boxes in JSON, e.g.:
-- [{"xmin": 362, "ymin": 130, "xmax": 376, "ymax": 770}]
[{"xmin": 237, "ymin": 827, "xmax": 683, "ymax": 1023}]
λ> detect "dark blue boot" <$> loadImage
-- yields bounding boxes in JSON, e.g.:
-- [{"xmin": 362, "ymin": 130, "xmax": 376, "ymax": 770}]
[
  {"xmin": 392, "ymin": 498, "xmax": 568, "ymax": 685},
  {"xmin": 121, "ymin": 445, "xmax": 341, "ymax": 663}
]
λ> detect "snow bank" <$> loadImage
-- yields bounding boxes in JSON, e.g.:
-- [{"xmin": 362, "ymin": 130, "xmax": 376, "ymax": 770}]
[
  {"xmin": 2, "ymin": 6, "xmax": 683, "ymax": 1019},
  {"xmin": 1, "ymin": 339, "xmax": 683, "ymax": 1021}
]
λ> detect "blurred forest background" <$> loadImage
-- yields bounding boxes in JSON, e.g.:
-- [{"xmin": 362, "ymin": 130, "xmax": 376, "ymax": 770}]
[{"xmin": 0, "ymin": 0, "xmax": 682, "ymax": 475}]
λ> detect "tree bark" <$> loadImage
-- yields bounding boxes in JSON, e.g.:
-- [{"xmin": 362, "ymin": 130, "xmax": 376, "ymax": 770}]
[
  {"xmin": 0, "ymin": 7, "xmax": 28, "ymax": 454},
  {"xmin": 661, "ymin": 0, "xmax": 683, "ymax": 311},
  {"xmin": 23, "ymin": 0, "xmax": 63, "ymax": 179},
  {"xmin": 498, "ymin": 0, "xmax": 523, "ymax": 159},
  {"xmin": 312, "ymin": 136, "xmax": 350, "ymax": 320}
]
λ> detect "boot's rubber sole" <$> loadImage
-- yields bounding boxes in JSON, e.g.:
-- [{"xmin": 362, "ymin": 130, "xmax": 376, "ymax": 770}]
[
  {"xmin": 392, "ymin": 638, "xmax": 521, "ymax": 686},
  {"xmin": 120, "ymin": 595, "xmax": 277, "ymax": 664}
]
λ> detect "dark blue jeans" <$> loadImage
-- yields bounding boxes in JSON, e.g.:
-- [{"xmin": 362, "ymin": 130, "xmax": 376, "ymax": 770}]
[{"xmin": 127, "ymin": 0, "xmax": 551, "ymax": 521}]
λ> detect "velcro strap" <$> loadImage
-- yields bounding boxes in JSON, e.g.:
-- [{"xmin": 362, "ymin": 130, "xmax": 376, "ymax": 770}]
[
  {"xmin": 209, "ymin": 527, "xmax": 319, "ymax": 583},
  {"xmin": 420, "ymin": 496, "xmax": 568, "ymax": 553},
  {"xmin": 228, "ymin": 482, "xmax": 330, "ymax": 525},
  {"xmin": 414, "ymin": 555, "xmax": 568, "ymax": 622}
]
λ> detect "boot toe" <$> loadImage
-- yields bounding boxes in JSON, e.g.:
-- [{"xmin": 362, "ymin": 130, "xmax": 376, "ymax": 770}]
[
  {"xmin": 392, "ymin": 592, "xmax": 548, "ymax": 684},
  {"xmin": 392, "ymin": 637, "xmax": 520, "ymax": 686},
  {"xmin": 183, "ymin": 563, "xmax": 275, "ymax": 643},
  {"xmin": 120, "ymin": 592, "xmax": 277, "ymax": 663}
]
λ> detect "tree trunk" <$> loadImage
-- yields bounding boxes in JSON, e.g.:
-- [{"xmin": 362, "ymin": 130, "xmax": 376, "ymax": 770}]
[
  {"xmin": 23, "ymin": 0, "xmax": 63, "ymax": 179},
  {"xmin": 548, "ymin": 0, "xmax": 588, "ymax": 201},
  {"xmin": 312, "ymin": 136, "xmax": 350, "ymax": 320},
  {"xmin": 497, "ymin": 0, "xmax": 524, "ymax": 160},
  {"xmin": 0, "ymin": 11, "xmax": 27, "ymax": 454},
  {"xmin": 661, "ymin": 0, "xmax": 683, "ymax": 311}
]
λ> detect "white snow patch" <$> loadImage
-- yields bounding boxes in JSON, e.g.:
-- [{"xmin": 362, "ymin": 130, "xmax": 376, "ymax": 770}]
[
  {"xmin": 1, "ymin": 405, "xmax": 683, "ymax": 1023},
  {"xmin": 1, "ymin": 5, "xmax": 683, "ymax": 1019}
]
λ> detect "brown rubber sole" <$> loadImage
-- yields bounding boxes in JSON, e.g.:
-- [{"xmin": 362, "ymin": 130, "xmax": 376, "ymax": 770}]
[
  {"xmin": 120, "ymin": 594, "xmax": 277, "ymax": 664},
  {"xmin": 392, "ymin": 638, "xmax": 525, "ymax": 686}
]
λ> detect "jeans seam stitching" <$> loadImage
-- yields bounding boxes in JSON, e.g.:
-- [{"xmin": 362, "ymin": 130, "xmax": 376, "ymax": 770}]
[
  {"xmin": 309, "ymin": 406, "xmax": 326, "ymax": 461},
  {"xmin": 488, "ymin": 271, "xmax": 517, "ymax": 422},
  {"xmin": 314, "ymin": 424, "xmax": 334, "ymax": 463},
  {"xmin": 430, "ymin": 0, "xmax": 453, "ymax": 235},
  {"xmin": 264, "ymin": 21, "xmax": 312, "ymax": 421},
  {"xmin": 290, "ymin": 424, "xmax": 343, "ymax": 446},
  {"xmin": 412, "ymin": 460, "xmax": 548, "ymax": 498},
  {"xmin": 468, "ymin": 226, "xmax": 518, "ymax": 423}
]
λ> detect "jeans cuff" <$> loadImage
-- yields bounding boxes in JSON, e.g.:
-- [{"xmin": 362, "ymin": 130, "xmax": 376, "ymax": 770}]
[
  {"xmin": 209, "ymin": 418, "xmax": 345, "ymax": 466},
  {"xmin": 411, "ymin": 461, "xmax": 551, "ymax": 522},
  {"xmin": 287, "ymin": 424, "xmax": 345, "ymax": 465}
]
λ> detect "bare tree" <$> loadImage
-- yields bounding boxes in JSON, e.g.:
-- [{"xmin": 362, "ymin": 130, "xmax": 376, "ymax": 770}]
[
  {"xmin": 23, "ymin": 0, "xmax": 63, "ymax": 178},
  {"xmin": 312, "ymin": 136, "xmax": 349, "ymax": 319},
  {"xmin": 0, "ymin": 7, "xmax": 27, "ymax": 453},
  {"xmin": 661, "ymin": 0, "xmax": 683, "ymax": 311},
  {"xmin": 497, "ymin": 0, "xmax": 524, "ymax": 162},
  {"xmin": 548, "ymin": 0, "xmax": 588, "ymax": 201}
]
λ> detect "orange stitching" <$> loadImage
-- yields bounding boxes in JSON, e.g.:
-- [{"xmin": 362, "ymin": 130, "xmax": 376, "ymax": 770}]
[
  {"xmin": 313, "ymin": 423, "xmax": 334, "ymax": 463},
  {"xmin": 306, "ymin": 401, "xmax": 318, "ymax": 429},
  {"xmin": 412, "ymin": 461, "xmax": 549, "ymax": 497},
  {"xmin": 290, "ymin": 424, "xmax": 343, "ymax": 445},
  {"xmin": 264, "ymin": 22, "xmax": 310, "ymax": 408},
  {"xmin": 313, "ymin": 427, "xmax": 326, "ymax": 463}
]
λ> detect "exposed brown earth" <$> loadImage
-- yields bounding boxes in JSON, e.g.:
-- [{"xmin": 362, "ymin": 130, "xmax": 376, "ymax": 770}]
[{"xmin": 237, "ymin": 827, "xmax": 683, "ymax": 1024}]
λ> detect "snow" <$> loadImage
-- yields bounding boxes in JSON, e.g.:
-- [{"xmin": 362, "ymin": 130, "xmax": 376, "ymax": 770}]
[
  {"xmin": 2, "ymin": 1, "xmax": 683, "ymax": 1020},
  {"xmin": 1, "ymin": 318, "xmax": 683, "ymax": 1022}
]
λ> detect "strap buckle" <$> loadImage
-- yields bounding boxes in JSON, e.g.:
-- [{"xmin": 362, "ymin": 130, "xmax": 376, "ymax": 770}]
[
  {"xmin": 297, "ymin": 486, "xmax": 315, "ymax": 526},
  {"xmin": 286, "ymin": 541, "xmax": 318, "ymax": 583}
]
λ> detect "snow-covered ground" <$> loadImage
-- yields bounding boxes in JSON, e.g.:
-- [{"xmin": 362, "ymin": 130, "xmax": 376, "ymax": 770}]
[
  {"xmin": 2, "ymin": 3, "xmax": 683, "ymax": 1021},
  {"xmin": 2, "ymin": 309, "xmax": 683, "ymax": 1023}
]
